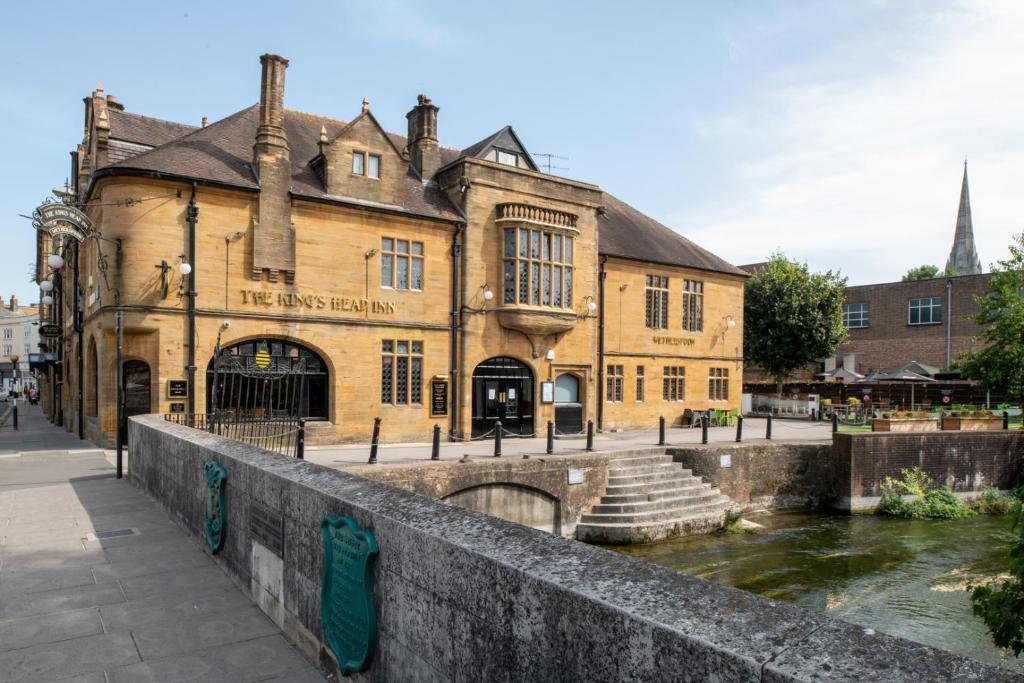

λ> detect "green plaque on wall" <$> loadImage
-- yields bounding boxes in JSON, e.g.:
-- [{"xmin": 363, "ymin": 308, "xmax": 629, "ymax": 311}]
[
  {"xmin": 204, "ymin": 461, "xmax": 227, "ymax": 554},
  {"xmin": 321, "ymin": 515, "xmax": 378, "ymax": 675}
]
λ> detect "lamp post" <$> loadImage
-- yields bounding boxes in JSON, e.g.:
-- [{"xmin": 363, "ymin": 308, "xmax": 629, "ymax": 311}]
[{"xmin": 8, "ymin": 355, "xmax": 19, "ymax": 395}]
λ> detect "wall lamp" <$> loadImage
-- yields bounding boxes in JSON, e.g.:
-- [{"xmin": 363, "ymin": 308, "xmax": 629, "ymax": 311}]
[
  {"xmin": 155, "ymin": 255, "xmax": 192, "ymax": 299},
  {"xmin": 482, "ymin": 284, "xmax": 494, "ymax": 301},
  {"xmin": 47, "ymin": 253, "xmax": 65, "ymax": 270}
]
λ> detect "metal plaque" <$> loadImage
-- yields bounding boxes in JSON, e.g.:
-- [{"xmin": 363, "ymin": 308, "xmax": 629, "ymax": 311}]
[
  {"xmin": 430, "ymin": 379, "xmax": 448, "ymax": 417},
  {"xmin": 249, "ymin": 501, "xmax": 284, "ymax": 557},
  {"xmin": 720, "ymin": 454, "xmax": 732, "ymax": 469},
  {"xmin": 204, "ymin": 461, "xmax": 227, "ymax": 554},
  {"xmin": 567, "ymin": 468, "xmax": 584, "ymax": 485},
  {"xmin": 167, "ymin": 379, "xmax": 188, "ymax": 398},
  {"xmin": 321, "ymin": 515, "xmax": 378, "ymax": 675},
  {"xmin": 169, "ymin": 402, "xmax": 185, "ymax": 413}
]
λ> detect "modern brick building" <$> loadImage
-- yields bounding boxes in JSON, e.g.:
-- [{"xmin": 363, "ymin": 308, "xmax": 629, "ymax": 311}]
[
  {"xmin": 34, "ymin": 54, "xmax": 746, "ymax": 446},
  {"xmin": 744, "ymin": 163, "xmax": 991, "ymax": 383}
]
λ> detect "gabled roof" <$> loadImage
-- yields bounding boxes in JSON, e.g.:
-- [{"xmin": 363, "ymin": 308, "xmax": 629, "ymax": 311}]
[
  {"xmin": 599, "ymin": 193, "xmax": 747, "ymax": 277},
  {"xmin": 461, "ymin": 126, "xmax": 538, "ymax": 171},
  {"xmin": 107, "ymin": 109, "xmax": 197, "ymax": 147},
  {"xmin": 101, "ymin": 105, "xmax": 462, "ymax": 222}
]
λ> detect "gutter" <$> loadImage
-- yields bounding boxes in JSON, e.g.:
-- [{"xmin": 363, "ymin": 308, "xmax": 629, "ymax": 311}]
[
  {"xmin": 449, "ymin": 222, "xmax": 463, "ymax": 439},
  {"xmin": 186, "ymin": 183, "xmax": 198, "ymax": 414},
  {"xmin": 946, "ymin": 278, "xmax": 953, "ymax": 368}
]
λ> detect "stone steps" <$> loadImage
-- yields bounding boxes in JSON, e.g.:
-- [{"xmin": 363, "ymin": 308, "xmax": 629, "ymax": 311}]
[{"xmin": 576, "ymin": 450, "xmax": 732, "ymax": 544}]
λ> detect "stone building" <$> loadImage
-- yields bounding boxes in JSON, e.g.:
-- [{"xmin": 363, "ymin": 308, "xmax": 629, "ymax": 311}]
[
  {"xmin": 35, "ymin": 54, "xmax": 745, "ymax": 446},
  {"xmin": 0, "ymin": 296, "xmax": 40, "ymax": 393}
]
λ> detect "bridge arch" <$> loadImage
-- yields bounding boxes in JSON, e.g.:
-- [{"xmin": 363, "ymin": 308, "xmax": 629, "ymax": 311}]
[{"xmin": 444, "ymin": 482, "xmax": 560, "ymax": 535}]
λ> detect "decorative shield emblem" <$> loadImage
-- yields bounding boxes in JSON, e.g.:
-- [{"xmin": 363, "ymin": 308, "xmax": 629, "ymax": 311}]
[
  {"xmin": 321, "ymin": 515, "xmax": 378, "ymax": 675},
  {"xmin": 204, "ymin": 461, "xmax": 227, "ymax": 554}
]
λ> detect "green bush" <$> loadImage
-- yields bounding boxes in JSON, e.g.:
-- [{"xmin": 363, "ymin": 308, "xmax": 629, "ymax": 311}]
[
  {"xmin": 971, "ymin": 488, "xmax": 1019, "ymax": 515},
  {"xmin": 878, "ymin": 467, "xmax": 975, "ymax": 519}
]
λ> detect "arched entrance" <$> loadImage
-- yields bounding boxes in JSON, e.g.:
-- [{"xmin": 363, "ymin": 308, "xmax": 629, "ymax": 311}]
[
  {"xmin": 554, "ymin": 373, "xmax": 583, "ymax": 434},
  {"xmin": 472, "ymin": 357, "xmax": 534, "ymax": 437},
  {"xmin": 206, "ymin": 339, "xmax": 329, "ymax": 419},
  {"xmin": 122, "ymin": 360, "xmax": 151, "ymax": 418}
]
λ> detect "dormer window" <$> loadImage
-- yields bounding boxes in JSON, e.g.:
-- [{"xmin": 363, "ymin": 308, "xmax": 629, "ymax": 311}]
[
  {"xmin": 352, "ymin": 151, "xmax": 381, "ymax": 179},
  {"xmin": 497, "ymin": 150, "xmax": 518, "ymax": 167}
]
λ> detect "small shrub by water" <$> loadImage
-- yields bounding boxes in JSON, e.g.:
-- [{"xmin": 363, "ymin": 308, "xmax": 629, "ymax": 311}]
[
  {"xmin": 879, "ymin": 467, "xmax": 975, "ymax": 520},
  {"xmin": 719, "ymin": 509, "xmax": 751, "ymax": 535},
  {"xmin": 971, "ymin": 489, "xmax": 1020, "ymax": 516}
]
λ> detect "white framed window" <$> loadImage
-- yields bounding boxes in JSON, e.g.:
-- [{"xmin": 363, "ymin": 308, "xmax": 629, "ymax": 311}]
[
  {"xmin": 909, "ymin": 297, "xmax": 942, "ymax": 325},
  {"xmin": 2, "ymin": 328, "xmax": 11, "ymax": 339},
  {"xmin": 843, "ymin": 303, "xmax": 869, "ymax": 329},
  {"xmin": 367, "ymin": 154, "xmax": 381, "ymax": 179},
  {"xmin": 352, "ymin": 151, "xmax": 365, "ymax": 176}
]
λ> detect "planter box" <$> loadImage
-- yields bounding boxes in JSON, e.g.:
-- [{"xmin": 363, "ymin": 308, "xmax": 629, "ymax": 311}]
[
  {"xmin": 872, "ymin": 418, "xmax": 938, "ymax": 432},
  {"xmin": 941, "ymin": 417, "xmax": 1005, "ymax": 431}
]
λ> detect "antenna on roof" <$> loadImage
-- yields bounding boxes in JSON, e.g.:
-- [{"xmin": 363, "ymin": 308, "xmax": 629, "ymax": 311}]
[{"xmin": 530, "ymin": 152, "xmax": 569, "ymax": 175}]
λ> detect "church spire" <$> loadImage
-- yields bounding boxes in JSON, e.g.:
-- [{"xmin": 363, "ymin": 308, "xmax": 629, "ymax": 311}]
[{"xmin": 945, "ymin": 161, "xmax": 982, "ymax": 276}]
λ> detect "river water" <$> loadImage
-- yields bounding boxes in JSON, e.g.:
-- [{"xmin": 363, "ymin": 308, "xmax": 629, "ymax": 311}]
[{"xmin": 611, "ymin": 512, "xmax": 1023, "ymax": 671}]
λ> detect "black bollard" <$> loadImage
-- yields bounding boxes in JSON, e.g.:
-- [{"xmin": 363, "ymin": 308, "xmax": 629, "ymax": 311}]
[
  {"xmin": 12, "ymin": 404, "xmax": 17, "ymax": 431},
  {"xmin": 546, "ymin": 420, "xmax": 554, "ymax": 455},
  {"xmin": 1004, "ymin": 411, "xmax": 1010, "ymax": 431},
  {"xmin": 766, "ymin": 413, "xmax": 773, "ymax": 440},
  {"xmin": 658, "ymin": 416, "xmax": 666, "ymax": 446},
  {"xmin": 832, "ymin": 413, "xmax": 839, "ymax": 434},
  {"xmin": 431, "ymin": 424, "xmax": 441, "ymax": 460},
  {"xmin": 296, "ymin": 418, "xmax": 305, "ymax": 460},
  {"xmin": 701, "ymin": 414, "xmax": 709, "ymax": 445},
  {"xmin": 368, "ymin": 417, "xmax": 381, "ymax": 464},
  {"xmin": 494, "ymin": 420, "xmax": 502, "ymax": 457},
  {"xmin": 585, "ymin": 419, "xmax": 594, "ymax": 452},
  {"xmin": 736, "ymin": 415, "xmax": 743, "ymax": 442}
]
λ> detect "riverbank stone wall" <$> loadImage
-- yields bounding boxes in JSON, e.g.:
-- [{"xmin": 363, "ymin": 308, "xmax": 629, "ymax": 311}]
[
  {"xmin": 833, "ymin": 431, "xmax": 1024, "ymax": 511},
  {"xmin": 667, "ymin": 442, "xmax": 832, "ymax": 512},
  {"xmin": 127, "ymin": 414, "xmax": 1016, "ymax": 681}
]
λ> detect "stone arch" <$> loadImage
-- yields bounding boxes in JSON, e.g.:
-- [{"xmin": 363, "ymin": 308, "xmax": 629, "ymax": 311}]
[{"xmin": 443, "ymin": 483, "xmax": 560, "ymax": 535}]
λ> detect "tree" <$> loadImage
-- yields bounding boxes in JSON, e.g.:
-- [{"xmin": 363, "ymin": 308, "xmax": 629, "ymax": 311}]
[
  {"xmin": 957, "ymin": 231, "xmax": 1024, "ymax": 403},
  {"xmin": 743, "ymin": 253, "xmax": 847, "ymax": 390},
  {"xmin": 970, "ymin": 501, "xmax": 1024, "ymax": 655},
  {"xmin": 902, "ymin": 264, "xmax": 942, "ymax": 281}
]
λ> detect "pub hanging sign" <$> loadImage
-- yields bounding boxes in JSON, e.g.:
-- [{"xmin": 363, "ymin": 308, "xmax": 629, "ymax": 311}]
[
  {"xmin": 33, "ymin": 203, "xmax": 93, "ymax": 242},
  {"xmin": 38, "ymin": 323, "xmax": 62, "ymax": 338}
]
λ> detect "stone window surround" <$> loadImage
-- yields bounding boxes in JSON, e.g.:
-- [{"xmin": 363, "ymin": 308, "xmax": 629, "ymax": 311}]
[
  {"xmin": 381, "ymin": 339, "xmax": 423, "ymax": 406},
  {"xmin": 708, "ymin": 367, "xmax": 729, "ymax": 401},
  {"xmin": 645, "ymin": 274, "xmax": 670, "ymax": 329},
  {"xmin": 501, "ymin": 226, "xmax": 574, "ymax": 309},
  {"xmin": 351, "ymin": 149, "xmax": 381, "ymax": 179},
  {"xmin": 663, "ymin": 366, "xmax": 685, "ymax": 402},
  {"xmin": 682, "ymin": 279, "xmax": 704, "ymax": 332},
  {"xmin": 606, "ymin": 364, "xmax": 623, "ymax": 402},
  {"xmin": 635, "ymin": 365, "xmax": 645, "ymax": 402},
  {"xmin": 380, "ymin": 237, "xmax": 424, "ymax": 291}
]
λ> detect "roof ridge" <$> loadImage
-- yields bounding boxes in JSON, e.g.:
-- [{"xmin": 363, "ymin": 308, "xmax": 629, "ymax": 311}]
[{"xmin": 109, "ymin": 108, "xmax": 198, "ymax": 130}]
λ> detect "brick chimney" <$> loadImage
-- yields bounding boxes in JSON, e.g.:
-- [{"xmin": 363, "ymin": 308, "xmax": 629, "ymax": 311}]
[
  {"xmin": 251, "ymin": 54, "xmax": 295, "ymax": 283},
  {"xmin": 406, "ymin": 94, "xmax": 440, "ymax": 179},
  {"xmin": 9, "ymin": 295, "xmax": 17, "ymax": 311}
]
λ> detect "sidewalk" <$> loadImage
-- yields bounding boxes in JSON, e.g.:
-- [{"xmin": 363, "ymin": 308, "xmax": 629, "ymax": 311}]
[
  {"xmin": 306, "ymin": 416, "xmax": 832, "ymax": 468},
  {"xmin": 0, "ymin": 404, "xmax": 325, "ymax": 683}
]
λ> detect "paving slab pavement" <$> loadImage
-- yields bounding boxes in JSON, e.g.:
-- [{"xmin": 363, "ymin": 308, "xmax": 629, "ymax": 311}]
[{"xmin": 0, "ymin": 404, "xmax": 326, "ymax": 683}]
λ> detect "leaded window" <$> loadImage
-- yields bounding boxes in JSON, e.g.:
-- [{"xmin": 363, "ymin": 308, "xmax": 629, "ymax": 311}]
[
  {"xmin": 663, "ymin": 366, "xmax": 685, "ymax": 401},
  {"xmin": 646, "ymin": 275, "xmax": 669, "ymax": 329},
  {"xmin": 381, "ymin": 238, "xmax": 424, "ymax": 290},
  {"xmin": 381, "ymin": 340, "xmax": 423, "ymax": 405},
  {"xmin": 502, "ymin": 227, "xmax": 573, "ymax": 308},
  {"xmin": 682, "ymin": 280, "xmax": 703, "ymax": 332},
  {"xmin": 606, "ymin": 364, "xmax": 623, "ymax": 402},
  {"xmin": 636, "ymin": 365, "xmax": 645, "ymax": 402},
  {"xmin": 709, "ymin": 367, "xmax": 729, "ymax": 401},
  {"xmin": 843, "ymin": 303, "xmax": 869, "ymax": 329},
  {"xmin": 908, "ymin": 297, "xmax": 942, "ymax": 325}
]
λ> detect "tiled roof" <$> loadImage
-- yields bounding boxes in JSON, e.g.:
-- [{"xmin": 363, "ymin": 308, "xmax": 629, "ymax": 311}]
[
  {"xmin": 98, "ymin": 107, "xmax": 742, "ymax": 273},
  {"xmin": 107, "ymin": 109, "xmax": 197, "ymax": 147},
  {"xmin": 599, "ymin": 193, "xmax": 747, "ymax": 277},
  {"xmin": 104, "ymin": 106, "xmax": 462, "ymax": 222}
]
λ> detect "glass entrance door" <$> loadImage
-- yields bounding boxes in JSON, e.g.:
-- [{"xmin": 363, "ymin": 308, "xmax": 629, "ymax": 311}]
[{"xmin": 472, "ymin": 357, "xmax": 534, "ymax": 437}]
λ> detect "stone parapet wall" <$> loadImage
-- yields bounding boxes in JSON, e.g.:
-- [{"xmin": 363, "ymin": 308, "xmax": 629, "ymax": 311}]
[
  {"xmin": 668, "ymin": 442, "xmax": 832, "ymax": 511},
  {"xmin": 833, "ymin": 431, "xmax": 1024, "ymax": 511},
  {"xmin": 128, "ymin": 414, "xmax": 1012, "ymax": 681}
]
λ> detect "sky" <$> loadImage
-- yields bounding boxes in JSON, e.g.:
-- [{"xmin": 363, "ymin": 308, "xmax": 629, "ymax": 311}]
[{"xmin": 1, "ymin": 0, "xmax": 1022, "ymax": 304}]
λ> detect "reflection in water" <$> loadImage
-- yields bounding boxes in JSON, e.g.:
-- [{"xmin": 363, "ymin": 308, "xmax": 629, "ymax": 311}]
[{"xmin": 611, "ymin": 513, "xmax": 1022, "ymax": 671}]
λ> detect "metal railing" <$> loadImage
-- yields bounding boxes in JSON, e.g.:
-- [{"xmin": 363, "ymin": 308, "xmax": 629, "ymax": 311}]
[{"xmin": 164, "ymin": 413, "xmax": 304, "ymax": 459}]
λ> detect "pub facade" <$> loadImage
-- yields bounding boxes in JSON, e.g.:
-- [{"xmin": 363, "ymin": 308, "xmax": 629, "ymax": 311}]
[{"xmin": 35, "ymin": 54, "xmax": 746, "ymax": 446}]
